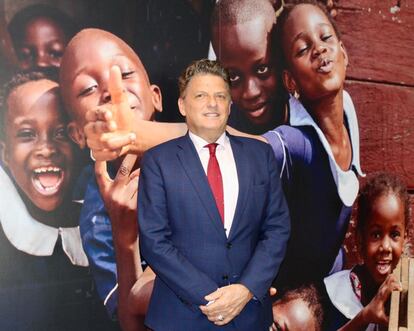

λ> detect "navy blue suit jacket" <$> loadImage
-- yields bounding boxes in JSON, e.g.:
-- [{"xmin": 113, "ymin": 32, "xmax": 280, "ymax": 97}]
[{"xmin": 138, "ymin": 133, "xmax": 290, "ymax": 331}]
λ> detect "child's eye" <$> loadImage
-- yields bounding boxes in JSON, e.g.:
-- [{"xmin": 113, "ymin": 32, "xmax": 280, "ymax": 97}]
[
  {"xmin": 49, "ymin": 49, "xmax": 64, "ymax": 60},
  {"xmin": 370, "ymin": 231, "xmax": 381, "ymax": 240},
  {"xmin": 296, "ymin": 46, "xmax": 308, "ymax": 56},
  {"xmin": 16, "ymin": 129, "xmax": 36, "ymax": 140},
  {"xmin": 78, "ymin": 85, "xmax": 97, "ymax": 97},
  {"xmin": 256, "ymin": 65, "xmax": 270, "ymax": 76},
  {"xmin": 122, "ymin": 71, "xmax": 135, "ymax": 79},
  {"xmin": 322, "ymin": 34, "xmax": 333, "ymax": 42},
  {"xmin": 391, "ymin": 231, "xmax": 401, "ymax": 239},
  {"xmin": 54, "ymin": 127, "xmax": 68, "ymax": 140},
  {"xmin": 229, "ymin": 72, "xmax": 240, "ymax": 84}
]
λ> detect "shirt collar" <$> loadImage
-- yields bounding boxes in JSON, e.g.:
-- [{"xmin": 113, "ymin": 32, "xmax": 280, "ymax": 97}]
[
  {"xmin": 189, "ymin": 131, "xmax": 228, "ymax": 153},
  {"xmin": 289, "ymin": 90, "xmax": 365, "ymax": 206},
  {"xmin": 0, "ymin": 166, "xmax": 88, "ymax": 266}
]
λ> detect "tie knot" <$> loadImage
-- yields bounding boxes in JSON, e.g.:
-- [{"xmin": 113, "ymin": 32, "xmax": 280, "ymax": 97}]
[{"xmin": 205, "ymin": 143, "xmax": 218, "ymax": 157}]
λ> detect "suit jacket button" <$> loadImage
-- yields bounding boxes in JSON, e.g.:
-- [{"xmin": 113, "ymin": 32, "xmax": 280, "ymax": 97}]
[
  {"xmin": 226, "ymin": 243, "xmax": 232, "ymax": 249},
  {"xmin": 222, "ymin": 275, "xmax": 229, "ymax": 280}
]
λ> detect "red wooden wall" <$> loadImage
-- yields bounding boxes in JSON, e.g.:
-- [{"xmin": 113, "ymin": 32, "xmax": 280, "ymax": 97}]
[{"xmin": 334, "ymin": 0, "xmax": 414, "ymax": 259}]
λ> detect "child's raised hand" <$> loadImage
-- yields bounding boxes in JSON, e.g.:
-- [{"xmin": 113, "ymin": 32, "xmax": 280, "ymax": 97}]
[
  {"xmin": 95, "ymin": 154, "xmax": 140, "ymax": 244},
  {"xmin": 362, "ymin": 274, "xmax": 402, "ymax": 326},
  {"xmin": 84, "ymin": 65, "xmax": 137, "ymax": 161}
]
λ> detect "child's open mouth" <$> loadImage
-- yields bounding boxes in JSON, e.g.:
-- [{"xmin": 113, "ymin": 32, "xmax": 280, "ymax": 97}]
[
  {"xmin": 376, "ymin": 261, "xmax": 392, "ymax": 275},
  {"xmin": 317, "ymin": 59, "xmax": 333, "ymax": 73},
  {"xmin": 32, "ymin": 167, "xmax": 64, "ymax": 196}
]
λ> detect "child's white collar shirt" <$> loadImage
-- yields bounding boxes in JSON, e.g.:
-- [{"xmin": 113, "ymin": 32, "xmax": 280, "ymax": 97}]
[
  {"xmin": 324, "ymin": 269, "xmax": 377, "ymax": 331},
  {"xmin": 0, "ymin": 166, "xmax": 88, "ymax": 266},
  {"xmin": 288, "ymin": 90, "xmax": 365, "ymax": 207}
]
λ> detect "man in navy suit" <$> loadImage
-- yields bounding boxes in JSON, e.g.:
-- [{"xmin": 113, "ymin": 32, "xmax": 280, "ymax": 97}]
[{"xmin": 138, "ymin": 59, "xmax": 290, "ymax": 330}]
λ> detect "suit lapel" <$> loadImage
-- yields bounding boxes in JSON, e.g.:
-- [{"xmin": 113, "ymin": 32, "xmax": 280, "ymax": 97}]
[
  {"xmin": 177, "ymin": 134, "xmax": 227, "ymax": 240},
  {"xmin": 228, "ymin": 135, "xmax": 250, "ymax": 240}
]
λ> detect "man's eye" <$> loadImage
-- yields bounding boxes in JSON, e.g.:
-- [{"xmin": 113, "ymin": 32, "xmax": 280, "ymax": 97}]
[
  {"xmin": 78, "ymin": 85, "xmax": 97, "ymax": 97},
  {"xmin": 16, "ymin": 129, "xmax": 35, "ymax": 140},
  {"xmin": 257, "ymin": 65, "xmax": 269, "ymax": 75},
  {"xmin": 122, "ymin": 71, "xmax": 134, "ymax": 79}
]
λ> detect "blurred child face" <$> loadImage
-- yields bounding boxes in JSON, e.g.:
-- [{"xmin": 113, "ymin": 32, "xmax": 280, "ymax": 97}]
[
  {"xmin": 272, "ymin": 299, "xmax": 318, "ymax": 331},
  {"xmin": 60, "ymin": 30, "xmax": 161, "ymax": 147},
  {"xmin": 360, "ymin": 194, "xmax": 406, "ymax": 286},
  {"xmin": 212, "ymin": 17, "xmax": 278, "ymax": 126},
  {"xmin": 281, "ymin": 4, "xmax": 348, "ymax": 102},
  {"xmin": 16, "ymin": 17, "xmax": 67, "ymax": 70},
  {"xmin": 1, "ymin": 80, "xmax": 74, "ymax": 211}
]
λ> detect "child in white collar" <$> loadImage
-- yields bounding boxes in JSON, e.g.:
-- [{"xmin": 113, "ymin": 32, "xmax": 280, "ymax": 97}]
[
  {"xmin": 324, "ymin": 172, "xmax": 409, "ymax": 330},
  {"xmin": 0, "ymin": 71, "xmax": 113, "ymax": 330}
]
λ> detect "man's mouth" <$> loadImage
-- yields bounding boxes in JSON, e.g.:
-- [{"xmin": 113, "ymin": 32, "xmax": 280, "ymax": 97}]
[
  {"xmin": 32, "ymin": 166, "xmax": 64, "ymax": 196},
  {"xmin": 376, "ymin": 260, "xmax": 392, "ymax": 275},
  {"xmin": 317, "ymin": 59, "xmax": 333, "ymax": 73},
  {"xmin": 204, "ymin": 112, "xmax": 220, "ymax": 118}
]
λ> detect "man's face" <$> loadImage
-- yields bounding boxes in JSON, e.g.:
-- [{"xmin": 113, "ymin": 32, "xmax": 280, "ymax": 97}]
[
  {"xmin": 178, "ymin": 74, "xmax": 231, "ymax": 142},
  {"xmin": 16, "ymin": 17, "xmax": 67, "ymax": 70},
  {"xmin": 2, "ymin": 80, "xmax": 74, "ymax": 212},
  {"xmin": 60, "ymin": 30, "xmax": 161, "ymax": 146},
  {"xmin": 212, "ymin": 17, "xmax": 279, "ymax": 126}
]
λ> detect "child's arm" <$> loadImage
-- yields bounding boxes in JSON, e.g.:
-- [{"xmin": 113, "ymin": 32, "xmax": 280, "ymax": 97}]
[
  {"xmin": 95, "ymin": 154, "xmax": 146, "ymax": 331},
  {"xmin": 84, "ymin": 112, "xmax": 266, "ymax": 162},
  {"xmin": 338, "ymin": 275, "xmax": 402, "ymax": 331}
]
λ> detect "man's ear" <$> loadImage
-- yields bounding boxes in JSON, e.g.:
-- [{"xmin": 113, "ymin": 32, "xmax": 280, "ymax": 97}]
[
  {"xmin": 282, "ymin": 69, "xmax": 298, "ymax": 96},
  {"xmin": 0, "ymin": 140, "xmax": 9, "ymax": 167},
  {"xmin": 150, "ymin": 84, "xmax": 163, "ymax": 113},
  {"xmin": 340, "ymin": 41, "xmax": 349, "ymax": 68},
  {"xmin": 67, "ymin": 121, "xmax": 86, "ymax": 149},
  {"xmin": 178, "ymin": 97, "xmax": 186, "ymax": 117}
]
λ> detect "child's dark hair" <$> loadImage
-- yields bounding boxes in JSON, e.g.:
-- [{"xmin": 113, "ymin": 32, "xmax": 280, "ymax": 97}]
[
  {"xmin": 0, "ymin": 70, "xmax": 59, "ymax": 140},
  {"xmin": 275, "ymin": 284, "xmax": 324, "ymax": 331},
  {"xmin": 8, "ymin": 4, "xmax": 78, "ymax": 49},
  {"xmin": 274, "ymin": 0, "xmax": 341, "ymax": 71},
  {"xmin": 357, "ymin": 172, "xmax": 411, "ymax": 233}
]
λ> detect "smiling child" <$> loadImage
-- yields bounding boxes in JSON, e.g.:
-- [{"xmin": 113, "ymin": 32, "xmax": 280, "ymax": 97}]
[
  {"xmin": 324, "ymin": 172, "xmax": 410, "ymax": 331},
  {"xmin": 0, "ymin": 71, "xmax": 114, "ymax": 330}
]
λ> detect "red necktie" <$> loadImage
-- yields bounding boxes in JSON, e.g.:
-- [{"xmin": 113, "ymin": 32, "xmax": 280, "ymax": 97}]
[{"xmin": 205, "ymin": 143, "xmax": 224, "ymax": 223}]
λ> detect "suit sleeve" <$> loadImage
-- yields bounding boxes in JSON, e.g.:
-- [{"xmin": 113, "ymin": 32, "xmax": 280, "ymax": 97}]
[
  {"xmin": 239, "ymin": 144, "xmax": 291, "ymax": 301},
  {"xmin": 138, "ymin": 151, "xmax": 218, "ymax": 306}
]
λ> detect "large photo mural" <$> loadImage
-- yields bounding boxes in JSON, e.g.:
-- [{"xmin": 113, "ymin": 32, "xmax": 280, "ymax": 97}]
[{"xmin": 0, "ymin": 1, "xmax": 412, "ymax": 330}]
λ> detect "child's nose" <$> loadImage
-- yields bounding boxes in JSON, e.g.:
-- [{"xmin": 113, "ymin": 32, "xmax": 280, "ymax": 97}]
[
  {"xmin": 35, "ymin": 51, "xmax": 49, "ymax": 68},
  {"xmin": 35, "ymin": 139, "xmax": 57, "ymax": 158},
  {"xmin": 242, "ymin": 78, "xmax": 261, "ymax": 101},
  {"xmin": 101, "ymin": 90, "xmax": 111, "ymax": 104},
  {"xmin": 312, "ymin": 43, "xmax": 327, "ymax": 58},
  {"xmin": 380, "ymin": 237, "xmax": 392, "ymax": 252}
]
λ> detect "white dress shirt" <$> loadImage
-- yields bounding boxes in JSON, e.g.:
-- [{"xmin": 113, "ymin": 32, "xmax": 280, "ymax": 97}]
[{"xmin": 189, "ymin": 131, "xmax": 239, "ymax": 237}]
